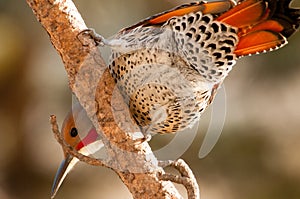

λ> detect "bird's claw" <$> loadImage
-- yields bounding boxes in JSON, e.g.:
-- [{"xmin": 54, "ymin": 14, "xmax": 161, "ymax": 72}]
[{"xmin": 78, "ymin": 28, "xmax": 108, "ymax": 47}]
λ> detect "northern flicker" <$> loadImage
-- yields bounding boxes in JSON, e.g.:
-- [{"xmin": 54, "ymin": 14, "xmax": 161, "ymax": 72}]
[
  {"xmin": 51, "ymin": 0, "xmax": 299, "ymax": 197},
  {"xmin": 96, "ymin": 0, "xmax": 299, "ymax": 135}
]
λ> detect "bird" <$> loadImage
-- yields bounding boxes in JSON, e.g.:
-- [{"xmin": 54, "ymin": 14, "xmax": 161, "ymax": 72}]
[{"xmin": 51, "ymin": 0, "xmax": 300, "ymax": 197}]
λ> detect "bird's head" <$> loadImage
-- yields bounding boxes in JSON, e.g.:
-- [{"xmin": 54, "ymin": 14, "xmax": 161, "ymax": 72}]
[{"xmin": 51, "ymin": 104, "xmax": 102, "ymax": 198}]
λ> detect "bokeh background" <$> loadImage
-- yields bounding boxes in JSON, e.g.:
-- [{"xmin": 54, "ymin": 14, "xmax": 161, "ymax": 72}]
[{"xmin": 1, "ymin": 0, "xmax": 300, "ymax": 198}]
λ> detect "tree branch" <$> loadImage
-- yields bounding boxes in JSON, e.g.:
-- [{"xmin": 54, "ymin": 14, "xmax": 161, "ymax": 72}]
[
  {"xmin": 26, "ymin": 0, "xmax": 190, "ymax": 198},
  {"xmin": 158, "ymin": 159, "xmax": 200, "ymax": 199}
]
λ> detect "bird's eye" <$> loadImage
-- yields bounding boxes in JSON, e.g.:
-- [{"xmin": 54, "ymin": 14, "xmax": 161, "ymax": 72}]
[{"xmin": 70, "ymin": 127, "xmax": 78, "ymax": 137}]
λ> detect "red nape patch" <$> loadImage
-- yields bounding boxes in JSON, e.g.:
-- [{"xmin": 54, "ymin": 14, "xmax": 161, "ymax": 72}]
[{"xmin": 76, "ymin": 128, "xmax": 98, "ymax": 150}]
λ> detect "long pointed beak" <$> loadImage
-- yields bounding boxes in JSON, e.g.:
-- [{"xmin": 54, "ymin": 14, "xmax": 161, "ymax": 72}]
[
  {"xmin": 51, "ymin": 154, "xmax": 79, "ymax": 198},
  {"xmin": 50, "ymin": 137, "xmax": 104, "ymax": 198}
]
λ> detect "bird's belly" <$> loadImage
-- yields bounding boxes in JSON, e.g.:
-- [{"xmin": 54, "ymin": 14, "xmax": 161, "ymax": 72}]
[{"xmin": 109, "ymin": 48, "xmax": 214, "ymax": 134}]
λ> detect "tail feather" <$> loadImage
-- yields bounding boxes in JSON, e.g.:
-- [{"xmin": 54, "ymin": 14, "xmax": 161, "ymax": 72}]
[
  {"xmin": 217, "ymin": 0, "xmax": 300, "ymax": 56},
  {"xmin": 235, "ymin": 30, "xmax": 285, "ymax": 55},
  {"xmin": 267, "ymin": 0, "xmax": 300, "ymax": 38}
]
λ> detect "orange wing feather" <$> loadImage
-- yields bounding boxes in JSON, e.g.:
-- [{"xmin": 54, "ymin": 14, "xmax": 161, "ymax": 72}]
[
  {"xmin": 217, "ymin": 0, "xmax": 267, "ymax": 28},
  {"xmin": 242, "ymin": 20, "xmax": 284, "ymax": 35},
  {"xmin": 121, "ymin": 0, "xmax": 234, "ymax": 33},
  {"xmin": 235, "ymin": 30, "xmax": 286, "ymax": 56}
]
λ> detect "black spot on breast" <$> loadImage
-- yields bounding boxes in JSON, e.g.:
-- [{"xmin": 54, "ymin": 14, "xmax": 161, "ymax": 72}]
[
  {"xmin": 203, "ymin": 49, "xmax": 209, "ymax": 54},
  {"xmin": 182, "ymin": 22, "xmax": 187, "ymax": 30},
  {"xmin": 220, "ymin": 24, "xmax": 227, "ymax": 32},
  {"xmin": 202, "ymin": 16, "xmax": 210, "ymax": 23},
  {"xmin": 215, "ymin": 61, "xmax": 224, "ymax": 66},
  {"xmin": 211, "ymin": 23, "xmax": 219, "ymax": 33},
  {"xmin": 187, "ymin": 43, "xmax": 193, "ymax": 48},
  {"xmin": 180, "ymin": 38, "xmax": 185, "ymax": 45},
  {"xmin": 188, "ymin": 16, "xmax": 194, "ymax": 24},
  {"xmin": 186, "ymin": 32, "xmax": 193, "ymax": 38},
  {"xmin": 195, "ymin": 34, "xmax": 201, "ymax": 42},
  {"xmin": 207, "ymin": 43, "xmax": 216, "ymax": 50},
  {"xmin": 175, "ymin": 26, "xmax": 181, "ymax": 31},
  {"xmin": 220, "ymin": 46, "xmax": 231, "ymax": 53},
  {"xmin": 190, "ymin": 27, "xmax": 196, "ymax": 33},
  {"xmin": 213, "ymin": 52, "xmax": 222, "ymax": 58},
  {"xmin": 205, "ymin": 32, "xmax": 212, "ymax": 40},
  {"xmin": 172, "ymin": 127, "xmax": 179, "ymax": 131},
  {"xmin": 189, "ymin": 113, "xmax": 196, "ymax": 117},
  {"xmin": 195, "ymin": 13, "xmax": 201, "ymax": 21},
  {"xmin": 199, "ymin": 25, "xmax": 206, "ymax": 32},
  {"xmin": 222, "ymin": 39, "xmax": 235, "ymax": 46},
  {"xmin": 225, "ymin": 55, "xmax": 234, "ymax": 61},
  {"xmin": 230, "ymin": 27, "xmax": 236, "ymax": 33}
]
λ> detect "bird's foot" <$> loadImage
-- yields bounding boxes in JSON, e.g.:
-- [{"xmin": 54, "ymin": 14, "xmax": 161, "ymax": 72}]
[{"xmin": 78, "ymin": 28, "xmax": 109, "ymax": 47}]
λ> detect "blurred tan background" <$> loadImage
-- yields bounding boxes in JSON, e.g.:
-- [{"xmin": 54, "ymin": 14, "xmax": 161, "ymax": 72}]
[{"xmin": 1, "ymin": 0, "xmax": 300, "ymax": 198}]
